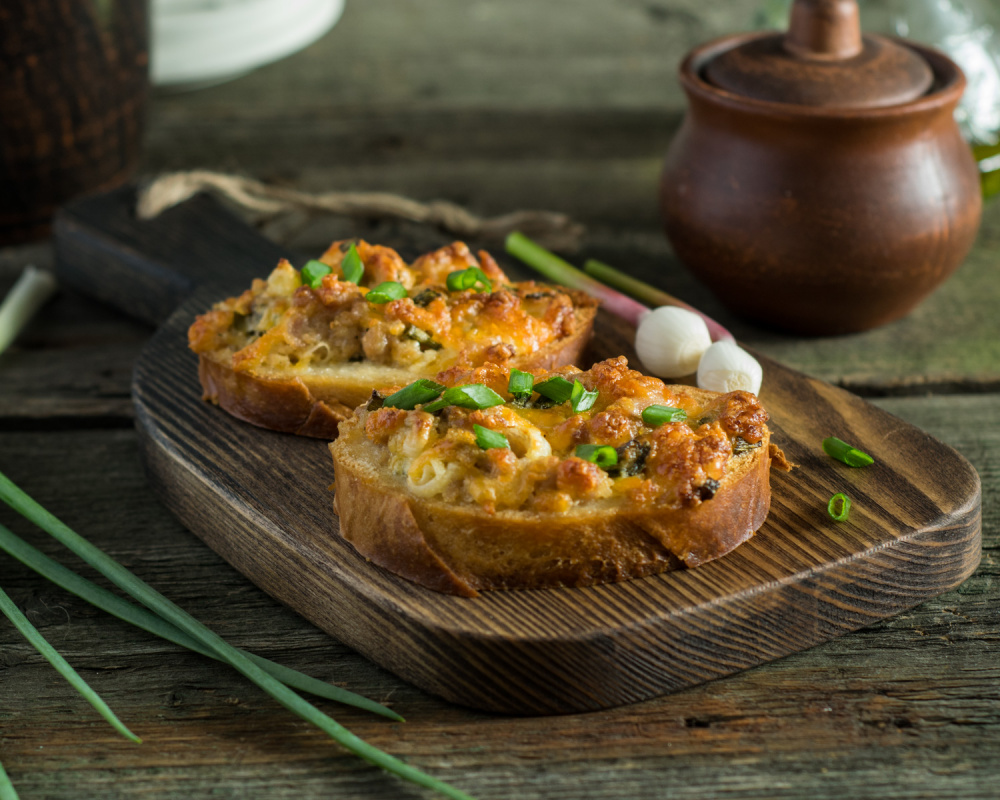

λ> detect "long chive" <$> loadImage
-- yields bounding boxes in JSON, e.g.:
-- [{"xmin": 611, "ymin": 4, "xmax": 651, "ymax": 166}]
[
  {"xmin": 0, "ymin": 266, "xmax": 58, "ymax": 356},
  {"xmin": 582, "ymin": 258, "xmax": 734, "ymax": 343},
  {"xmin": 0, "ymin": 523, "xmax": 401, "ymax": 721},
  {"xmin": 1, "ymin": 757, "xmax": 18, "ymax": 800},
  {"xmin": 0, "ymin": 582, "xmax": 141, "ymax": 744},
  {"xmin": 505, "ymin": 232, "xmax": 649, "ymax": 327},
  {"xmin": 0, "ymin": 472, "xmax": 473, "ymax": 800}
]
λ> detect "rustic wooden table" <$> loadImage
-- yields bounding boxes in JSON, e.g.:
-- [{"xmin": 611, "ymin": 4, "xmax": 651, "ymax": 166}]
[{"xmin": 2, "ymin": 2, "xmax": 998, "ymax": 798}]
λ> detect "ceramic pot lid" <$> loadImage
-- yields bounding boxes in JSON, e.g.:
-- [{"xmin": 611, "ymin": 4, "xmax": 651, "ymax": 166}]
[{"xmin": 703, "ymin": 0, "xmax": 934, "ymax": 108}]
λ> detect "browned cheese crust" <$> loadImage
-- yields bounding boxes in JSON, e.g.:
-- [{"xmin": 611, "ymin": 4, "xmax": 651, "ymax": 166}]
[
  {"xmin": 330, "ymin": 357, "xmax": 788, "ymax": 597},
  {"xmin": 188, "ymin": 240, "xmax": 598, "ymax": 438}
]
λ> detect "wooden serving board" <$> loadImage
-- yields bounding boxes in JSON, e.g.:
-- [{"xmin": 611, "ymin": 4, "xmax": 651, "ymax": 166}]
[{"xmin": 53, "ymin": 187, "xmax": 982, "ymax": 715}]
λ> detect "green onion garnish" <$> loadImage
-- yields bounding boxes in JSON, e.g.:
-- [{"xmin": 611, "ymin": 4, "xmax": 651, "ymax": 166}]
[
  {"xmin": 828, "ymin": 492, "xmax": 852, "ymax": 521},
  {"xmin": 382, "ymin": 379, "xmax": 446, "ymax": 410},
  {"xmin": 300, "ymin": 260, "xmax": 332, "ymax": 289},
  {"xmin": 366, "ymin": 281, "xmax": 407, "ymax": 304},
  {"xmin": 570, "ymin": 380, "xmax": 598, "ymax": 413},
  {"xmin": 575, "ymin": 444, "xmax": 618, "ymax": 469},
  {"xmin": 0, "ymin": 471, "xmax": 472, "ymax": 800},
  {"xmin": 341, "ymin": 243, "xmax": 364, "ymax": 284},
  {"xmin": 508, "ymin": 369, "xmax": 534, "ymax": 400},
  {"xmin": 533, "ymin": 375, "xmax": 575, "ymax": 404},
  {"xmin": 474, "ymin": 424, "xmax": 510, "ymax": 450},
  {"xmin": 642, "ymin": 405, "xmax": 688, "ymax": 426},
  {"xmin": 822, "ymin": 437, "xmax": 875, "ymax": 467},
  {"xmin": 446, "ymin": 267, "xmax": 492, "ymax": 293},
  {"xmin": 0, "ymin": 581, "xmax": 141, "ymax": 745},
  {"xmin": 423, "ymin": 384, "xmax": 506, "ymax": 413},
  {"xmin": 0, "ymin": 522, "xmax": 401, "ymax": 721}
]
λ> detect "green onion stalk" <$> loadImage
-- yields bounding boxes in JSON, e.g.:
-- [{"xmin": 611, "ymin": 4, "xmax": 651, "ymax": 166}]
[
  {"xmin": 0, "ymin": 471, "xmax": 473, "ymax": 800},
  {"xmin": 503, "ymin": 231, "xmax": 733, "ymax": 342}
]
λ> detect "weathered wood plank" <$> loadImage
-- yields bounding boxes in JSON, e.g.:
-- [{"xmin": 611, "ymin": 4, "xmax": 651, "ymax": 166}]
[{"xmin": 1, "ymin": 389, "xmax": 997, "ymax": 798}]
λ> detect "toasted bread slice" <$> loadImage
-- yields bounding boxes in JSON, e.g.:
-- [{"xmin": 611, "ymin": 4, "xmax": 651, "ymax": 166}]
[
  {"xmin": 189, "ymin": 240, "xmax": 598, "ymax": 438},
  {"xmin": 330, "ymin": 357, "xmax": 786, "ymax": 596}
]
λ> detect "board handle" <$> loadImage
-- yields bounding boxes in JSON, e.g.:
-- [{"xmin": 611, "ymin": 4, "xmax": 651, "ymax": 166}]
[{"xmin": 53, "ymin": 185, "xmax": 295, "ymax": 326}]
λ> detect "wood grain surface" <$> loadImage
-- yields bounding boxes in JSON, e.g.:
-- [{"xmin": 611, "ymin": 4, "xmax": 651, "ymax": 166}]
[{"xmin": 131, "ymin": 287, "xmax": 981, "ymax": 714}]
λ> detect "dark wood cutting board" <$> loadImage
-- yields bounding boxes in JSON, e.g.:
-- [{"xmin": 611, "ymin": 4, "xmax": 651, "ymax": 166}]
[{"xmin": 53, "ymin": 187, "xmax": 982, "ymax": 715}]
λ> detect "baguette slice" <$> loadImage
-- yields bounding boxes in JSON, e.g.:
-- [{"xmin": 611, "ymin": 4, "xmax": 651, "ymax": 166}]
[
  {"xmin": 189, "ymin": 240, "xmax": 598, "ymax": 438},
  {"xmin": 330, "ymin": 357, "xmax": 789, "ymax": 597}
]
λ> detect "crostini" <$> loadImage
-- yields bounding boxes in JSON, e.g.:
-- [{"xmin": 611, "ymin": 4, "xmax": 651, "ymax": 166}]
[
  {"xmin": 188, "ymin": 240, "xmax": 598, "ymax": 438},
  {"xmin": 329, "ymin": 356, "xmax": 788, "ymax": 596}
]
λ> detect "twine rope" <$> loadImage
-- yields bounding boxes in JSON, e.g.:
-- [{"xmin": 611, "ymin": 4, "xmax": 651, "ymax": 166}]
[{"xmin": 136, "ymin": 170, "xmax": 585, "ymax": 249}]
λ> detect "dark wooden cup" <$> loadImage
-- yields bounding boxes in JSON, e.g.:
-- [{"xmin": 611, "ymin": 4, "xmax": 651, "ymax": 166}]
[{"xmin": 0, "ymin": 0, "xmax": 148, "ymax": 245}]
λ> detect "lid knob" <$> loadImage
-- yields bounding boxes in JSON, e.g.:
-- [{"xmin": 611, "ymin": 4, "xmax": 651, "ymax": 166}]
[{"xmin": 785, "ymin": 0, "xmax": 861, "ymax": 60}]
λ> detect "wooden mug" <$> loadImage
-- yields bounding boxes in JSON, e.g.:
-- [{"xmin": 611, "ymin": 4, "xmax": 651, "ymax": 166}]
[{"xmin": 0, "ymin": 0, "xmax": 148, "ymax": 245}]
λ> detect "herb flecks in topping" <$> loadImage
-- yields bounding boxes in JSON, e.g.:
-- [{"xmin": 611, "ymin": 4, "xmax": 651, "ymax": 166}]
[
  {"xmin": 405, "ymin": 325, "xmax": 441, "ymax": 350},
  {"xmin": 611, "ymin": 440, "xmax": 650, "ymax": 478},
  {"xmin": 366, "ymin": 391, "xmax": 385, "ymax": 411},
  {"xmin": 733, "ymin": 437, "xmax": 763, "ymax": 455},
  {"xmin": 412, "ymin": 288, "xmax": 443, "ymax": 307},
  {"xmin": 695, "ymin": 478, "xmax": 720, "ymax": 501}
]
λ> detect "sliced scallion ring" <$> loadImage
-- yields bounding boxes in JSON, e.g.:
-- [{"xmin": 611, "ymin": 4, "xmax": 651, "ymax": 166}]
[
  {"xmin": 446, "ymin": 267, "xmax": 492, "ymax": 293},
  {"xmin": 642, "ymin": 404, "xmax": 688, "ymax": 427},
  {"xmin": 423, "ymin": 384, "xmax": 505, "ymax": 413},
  {"xmin": 383, "ymin": 379, "xmax": 446, "ymax": 410},
  {"xmin": 474, "ymin": 424, "xmax": 510, "ymax": 450},
  {"xmin": 341, "ymin": 243, "xmax": 365, "ymax": 284},
  {"xmin": 533, "ymin": 375, "xmax": 575, "ymax": 404},
  {"xmin": 508, "ymin": 369, "xmax": 534, "ymax": 400},
  {"xmin": 828, "ymin": 492, "xmax": 851, "ymax": 521},
  {"xmin": 822, "ymin": 437, "xmax": 874, "ymax": 467},
  {"xmin": 366, "ymin": 281, "xmax": 407, "ymax": 304},
  {"xmin": 300, "ymin": 260, "xmax": 332, "ymax": 289},
  {"xmin": 570, "ymin": 380, "xmax": 598, "ymax": 413},
  {"xmin": 575, "ymin": 444, "xmax": 618, "ymax": 469}
]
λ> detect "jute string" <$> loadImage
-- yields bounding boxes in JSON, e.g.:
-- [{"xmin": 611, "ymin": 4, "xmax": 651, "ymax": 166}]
[{"xmin": 137, "ymin": 170, "xmax": 585, "ymax": 250}]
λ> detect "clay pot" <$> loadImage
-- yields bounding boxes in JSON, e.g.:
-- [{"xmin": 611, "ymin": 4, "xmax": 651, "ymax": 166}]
[{"xmin": 660, "ymin": 0, "xmax": 982, "ymax": 335}]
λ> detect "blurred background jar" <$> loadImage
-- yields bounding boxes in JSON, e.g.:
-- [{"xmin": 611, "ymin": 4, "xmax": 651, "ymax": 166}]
[
  {"xmin": 754, "ymin": 0, "xmax": 1000, "ymax": 195},
  {"xmin": 0, "ymin": 0, "xmax": 149, "ymax": 245}
]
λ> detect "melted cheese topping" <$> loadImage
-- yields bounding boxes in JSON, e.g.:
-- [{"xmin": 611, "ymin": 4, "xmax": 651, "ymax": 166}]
[
  {"xmin": 361, "ymin": 357, "xmax": 769, "ymax": 515},
  {"xmin": 188, "ymin": 240, "xmax": 595, "ymax": 377}
]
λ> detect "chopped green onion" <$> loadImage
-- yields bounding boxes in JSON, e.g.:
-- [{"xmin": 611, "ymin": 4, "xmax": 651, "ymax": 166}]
[
  {"xmin": 533, "ymin": 375, "xmax": 575, "ymax": 404},
  {"xmin": 0, "ymin": 522, "xmax": 401, "ymax": 721},
  {"xmin": 822, "ymin": 437, "xmax": 875, "ymax": 467},
  {"xmin": 300, "ymin": 260, "xmax": 332, "ymax": 289},
  {"xmin": 575, "ymin": 444, "xmax": 618, "ymax": 469},
  {"xmin": 570, "ymin": 380, "xmax": 598, "ymax": 413},
  {"xmin": 1, "ymin": 758, "xmax": 16, "ymax": 800},
  {"xmin": 474, "ymin": 424, "xmax": 510, "ymax": 450},
  {"xmin": 828, "ymin": 492, "xmax": 852, "ymax": 521},
  {"xmin": 508, "ymin": 369, "xmax": 534, "ymax": 400},
  {"xmin": 446, "ymin": 267, "xmax": 492, "ymax": 293},
  {"xmin": 0, "ymin": 471, "xmax": 472, "ymax": 800},
  {"xmin": 382, "ymin": 379, "xmax": 446, "ymax": 410},
  {"xmin": 366, "ymin": 281, "xmax": 407, "ymax": 304},
  {"xmin": 0, "ymin": 582, "xmax": 141, "ymax": 744},
  {"xmin": 642, "ymin": 405, "xmax": 688, "ymax": 426},
  {"xmin": 423, "ymin": 384, "xmax": 506, "ymax": 413},
  {"xmin": 341, "ymin": 243, "xmax": 365, "ymax": 284}
]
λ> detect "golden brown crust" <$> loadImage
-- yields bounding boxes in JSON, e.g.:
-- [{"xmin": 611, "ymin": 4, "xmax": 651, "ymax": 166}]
[{"xmin": 328, "ymin": 359, "xmax": 779, "ymax": 595}]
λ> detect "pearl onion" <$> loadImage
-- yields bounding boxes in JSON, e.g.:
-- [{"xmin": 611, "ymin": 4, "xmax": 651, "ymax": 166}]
[
  {"xmin": 634, "ymin": 306, "xmax": 712, "ymax": 377},
  {"xmin": 696, "ymin": 340, "xmax": 763, "ymax": 395}
]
